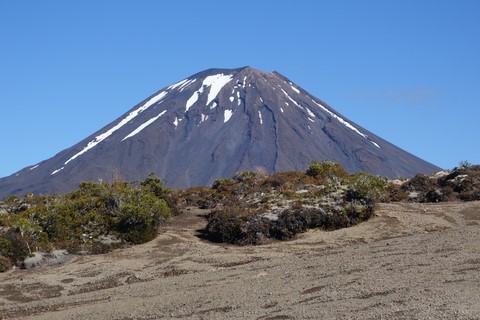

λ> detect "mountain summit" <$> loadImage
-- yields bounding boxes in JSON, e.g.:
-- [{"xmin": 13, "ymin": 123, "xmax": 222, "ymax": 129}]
[{"xmin": 0, "ymin": 66, "xmax": 440, "ymax": 197}]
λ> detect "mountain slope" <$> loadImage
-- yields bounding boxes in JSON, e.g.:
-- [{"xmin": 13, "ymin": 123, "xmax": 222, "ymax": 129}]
[{"xmin": 0, "ymin": 66, "xmax": 440, "ymax": 197}]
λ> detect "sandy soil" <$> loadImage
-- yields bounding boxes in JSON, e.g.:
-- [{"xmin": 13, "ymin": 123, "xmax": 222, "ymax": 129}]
[{"xmin": 1, "ymin": 201, "xmax": 480, "ymax": 320}]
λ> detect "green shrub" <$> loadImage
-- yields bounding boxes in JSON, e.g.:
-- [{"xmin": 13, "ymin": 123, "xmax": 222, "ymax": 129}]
[
  {"xmin": 306, "ymin": 160, "xmax": 347, "ymax": 180},
  {"xmin": 115, "ymin": 192, "xmax": 171, "ymax": 244},
  {"xmin": 347, "ymin": 172, "xmax": 388, "ymax": 203},
  {"xmin": 0, "ymin": 175, "xmax": 175, "ymax": 256},
  {"xmin": 306, "ymin": 161, "xmax": 323, "ymax": 177},
  {"xmin": 212, "ymin": 178, "xmax": 235, "ymax": 190},
  {"xmin": 233, "ymin": 171, "xmax": 257, "ymax": 183}
]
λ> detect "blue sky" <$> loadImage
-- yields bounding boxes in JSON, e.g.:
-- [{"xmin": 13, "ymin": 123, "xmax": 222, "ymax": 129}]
[{"xmin": 1, "ymin": 1, "xmax": 479, "ymax": 177}]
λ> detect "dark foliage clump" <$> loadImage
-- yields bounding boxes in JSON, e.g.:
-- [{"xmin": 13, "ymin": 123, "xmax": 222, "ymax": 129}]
[
  {"xmin": 204, "ymin": 161, "xmax": 378, "ymax": 245},
  {"xmin": 390, "ymin": 164, "xmax": 480, "ymax": 203}
]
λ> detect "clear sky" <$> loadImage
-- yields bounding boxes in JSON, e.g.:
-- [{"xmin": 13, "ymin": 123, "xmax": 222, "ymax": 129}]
[{"xmin": 1, "ymin": 1, "xmax": 479, "ymax": 178}]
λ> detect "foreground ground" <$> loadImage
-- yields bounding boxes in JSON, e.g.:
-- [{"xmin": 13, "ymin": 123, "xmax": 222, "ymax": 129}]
[{"xmin": 1, "ymin": 201, "xmax": 479, "ymax": 319}]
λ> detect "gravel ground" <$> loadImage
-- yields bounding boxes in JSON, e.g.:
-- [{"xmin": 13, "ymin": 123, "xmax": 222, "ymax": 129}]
[{"xmin": 1, "ymin": 201, "xmax": 479, "ymax": 319}]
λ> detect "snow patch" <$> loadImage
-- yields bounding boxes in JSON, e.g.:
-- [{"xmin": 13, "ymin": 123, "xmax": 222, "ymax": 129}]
[
  {"xmin": 259, "ymin": 97, "xmax": 264, "ymax": 103},
  {"xmin": 258, "ymin": 111, "xmax": 263, "ymax": 124},
  {"xmin": 51, "ymin": 167, "xmax": 64, "ymax": 175},
  {"xmin": 280, "ymin": 107, "xmax": 284, "ymax": 113},
  {"xmin": 122, "ymin": 110, "xmax": 167, "ymax": 141},
  {"xmin": 173, "ymin": 117, "xmax": 179, "ymax": 128},
  {"xmin": 185, "ymin": 73, "xmax": 233, "ymax": 112},
  {"xmin": 229, "ymin": 96, "xmax": 234, "ymax": 102},
  {"xmin": 224, "ymin": 110, "xmax": 233, "ymax": 123},
  {"xmin": 308, "ymin": 117, "xmax": 315, "ymax": 123},
  {"xmin": 280, "ymin": 87, "xmax": 303, "ymax": 109},
  {"xmin": 310, "ymin": 98, "xmax": 368, "ymax": 139},
  {"xmin": 210, "ymin": 101, "xmax": 217, "ymax": 109},
  {"xmin": 168, "ymin": 78, "xmax": 189, "ymax": 91},
  {"xmin": 179, "ymin": 79, "xmax": 196, "ymax": 92},
  {"xmin": 65, "ymin": 91, "xmax": 168, "ymax": 166},
  {"xmin": 371, "ymin": 141, "xmax": 380, "ymax": 148},
  {"xmin": 186, "ymin": 92, "xmax": 199, "ymax": 112},
  {"xmin": 242, "ymin": 76, "xmax": 247, "ymax": 89},
  {"xmin": 306, "ymin": 107, "xmax": 315, "ymax": 118},
  {"xmin": 205, "ymin": 74, "xmax": 233, "ymax": 105},
  {"xmin": 29, "ymin": 164, "xmax": 39, "ymax": 171},
  {"xmin": 291, "ymin": 85, "xmax": 300, "ymax": 94}
]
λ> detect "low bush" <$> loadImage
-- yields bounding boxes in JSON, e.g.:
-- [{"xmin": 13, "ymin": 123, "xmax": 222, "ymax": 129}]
[
  {"xmin": 0, "ymin": 175, "xmax": 174, "ymax": 270},
  {"xmin": 347, "ymin": 172, "xmax": 388, "ymax": 204},
  {"xmin": 0, "ymin": 231, "xmax": 30, "ymax": 265},
  {"xmin": 233, "ymin": 171, "xmax": 257, "ymax": 183},
  {"xmin": 306, "ymin": 160, "xmax": 348, "ymax": 180},
  {"xmin": 0, "ymin": 256, "xmax": 12, "ymax": 272}
]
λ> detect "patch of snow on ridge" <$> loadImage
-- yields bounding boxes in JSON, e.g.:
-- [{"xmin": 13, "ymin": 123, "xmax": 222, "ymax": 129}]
[
  {"xmin": 210, "ymin": 102, "xmax": 217, "ymax": 109},
  {"xmin": 186, "ymin": 74, "xmax": 233, "ymax": 112},
  {"xmin": 371, "ymin": 141, "xmax": 380, "ymax": 148},
  {"xmin": 258, "ymin": 111, "xmax": 263, "ymax": 124},
  {"xmin": 201, "ymin": 114, "xmax": 208, "ymax": 123},
  {"xmin": 306, "ymin": 107, "xmax": 315, "ymax": 118},
  {"xmin": 291, "ymin": 84, "xmax": 300, "ymax": 94},
  {"xmin": 168, "ymin": 79, "xmax": 189, "ymax": 90},
  {"xmin": 186, "ymin": 92, "xmax": 199, "ymax": 112},
  {"xmin": 205, "ymin": 74, "xmax": 233, "ymax": 105},
  {"xmin": 224, "ymin": 110, "xmax": 233, "ymax": 123},
  {"xmin": 280, "ymin": 87, "xmax": 303, "ymax": 109},
  {"xmin": 229, "ymin": 96, "xmax": 234, "ymax": 102},
  {"xmin": 64, "ymin": 91, "xmax": 168, "ymax": 166},
  {"xmin": 179, "ymin": 79, "xmax": 196, "ymax": 92},
  {"xmin": 310, "ymin": 98, "xmax": 368, "ymax": 140},
  {"xmin": 168, "ymin": 78, "xmax": 197, "ymax": 92},
  {"xmin": 51, "ymin": 167, "xmax": 64, "ymax": 175},
  {"xmin": 173, "ymin": 117, "xmax": 179, "ymax": 128},
  {"xmin": 29, "ymin": 164, "xmax": 39, "ymax": 171},
  {"xmin": 122, "ymin": 110, "xmax": 167, "ymax": 141},
  {"xmin": 280, "ymin": 107, "xmax": 284, "ymax": 113}
]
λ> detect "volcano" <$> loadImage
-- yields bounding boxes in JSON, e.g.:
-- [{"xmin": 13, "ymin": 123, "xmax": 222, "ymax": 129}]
[{"xmin": 0, "ymin": 66, "xmax": 440, "ymax": 197}]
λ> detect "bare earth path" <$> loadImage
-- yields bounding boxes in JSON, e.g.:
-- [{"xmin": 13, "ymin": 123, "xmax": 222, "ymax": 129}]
[{"xmin": 1, "ymin": 202, "xmax": 480, "ymax": 319}]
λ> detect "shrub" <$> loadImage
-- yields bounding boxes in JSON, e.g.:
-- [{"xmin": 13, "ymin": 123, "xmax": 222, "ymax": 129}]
[
  {"xmin": 306, "ymin": 161, "xmax": 323, "ymax": 177},
  {"xmin": 0, "ymin": 175, "xmax": 175, "ymax": 257},
  {"xmin": 205, "ymin": 208, "xmax": 247, "ymax": 243},
  {"xmin": 0, "ymin": 256, "xmax": 12, "ymax": 272},
  {"xmin": 212, "ymin": 178, "xmax": 235, "ymax": 190},
  {"xmin": 233, "ymin": 171, "xmax": 257, "ymax": 183},
  {"xmin": 347, "ymin": 172, "xmax": 388, "ymax": 203},
  {"xmin": 388, "ymin": 182, "xmax": 408, "ymax": 202},
  {"xmin": 0, "ymin": 231, "xmax": 30, "ymax": 266},
  {"xmin": 459, "ymin": 160, "xmax": 472, "ymax": 168},
  {"xmin": 115, "ymin": 193, "xmax": 171, "ymax": 244},
  {"xmin": 306, "ymin": 160, "xmax": 347, "ymax": 179}
]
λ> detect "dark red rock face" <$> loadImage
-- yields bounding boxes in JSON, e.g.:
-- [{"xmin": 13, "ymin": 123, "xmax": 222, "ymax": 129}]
[{"xmin": 0, "ymin": 67, "xmax": 440, "ymax": 197}]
